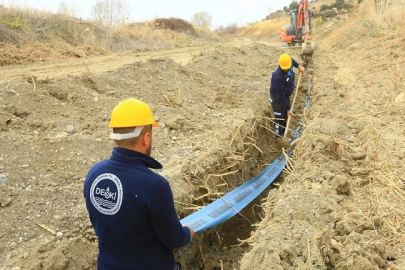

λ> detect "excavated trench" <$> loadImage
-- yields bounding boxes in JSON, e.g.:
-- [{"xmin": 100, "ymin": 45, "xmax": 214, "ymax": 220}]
[
  {"xmin": 176, "ymin": 119, "xmax": 283, "ymax": 270},
  {"xmin": 176, "ymin": 59, "xmax": 315, "ymax": 270}
]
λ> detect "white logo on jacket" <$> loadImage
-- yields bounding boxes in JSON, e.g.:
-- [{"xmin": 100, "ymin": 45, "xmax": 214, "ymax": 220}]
[{"xmin": 90, "ymin": 173, "xmax": 123, "ymax": 215}]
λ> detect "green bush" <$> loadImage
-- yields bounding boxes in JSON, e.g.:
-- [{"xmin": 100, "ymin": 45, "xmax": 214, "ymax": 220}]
[
  {"xmin": 318, "ymin": 0, "xmax": 354, "ymax": 15},
  {"xmin": 342, "ymin": 3, "xmax": 354, "ymax": 11},
  {"xmin": 320, "ymin": 10, "xmax": 337, "ymax": 19},
  {"xmin": 1, "ymin": 15, "xmax": 25, "ymax": 29},
  {"xmin": 315, "ymin": 20, "xmax": 325, "ymax": 26},
  {"xmin": 320, "ymin": 4, "xmax": 330, "ymax": 11}
]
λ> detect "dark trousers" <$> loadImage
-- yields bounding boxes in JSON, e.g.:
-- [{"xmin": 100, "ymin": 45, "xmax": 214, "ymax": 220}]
[{"xmin": 270, "ymin": 95, "xmax": 289, "ymax": 137}]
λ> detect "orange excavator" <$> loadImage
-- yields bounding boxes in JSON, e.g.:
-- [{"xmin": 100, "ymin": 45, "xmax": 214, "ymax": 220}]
[{"xmin": 280, "ymin": 0, "xmax": 315, "ymax": 56}]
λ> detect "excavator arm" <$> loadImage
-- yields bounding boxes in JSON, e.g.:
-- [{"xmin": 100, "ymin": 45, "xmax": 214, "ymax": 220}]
[
  {"xmin": 299, "ymin": 0, "xmax": 314, "ymax": 56},
  {"xmin": 280, "ymin": 0, "xmax": 314, "ymax": 56}
]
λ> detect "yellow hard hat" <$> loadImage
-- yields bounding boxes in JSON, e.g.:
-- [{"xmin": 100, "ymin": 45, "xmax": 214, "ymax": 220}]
[
  {"xmin": 279, "ymin": 53, "xmax": 292, "ymax": 70},
  {"xmin": 109, "ymin": 98, "xmax": 160, "ymax": 128}
]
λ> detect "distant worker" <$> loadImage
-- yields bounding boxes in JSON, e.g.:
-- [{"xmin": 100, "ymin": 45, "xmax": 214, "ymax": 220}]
[
  {"xmin": 84, "ymin": 98, "xmax": 195, "ymax": 270},
  {"xmin": 269, "ymin": 53, "xmax": 305, "ymax": 138}
]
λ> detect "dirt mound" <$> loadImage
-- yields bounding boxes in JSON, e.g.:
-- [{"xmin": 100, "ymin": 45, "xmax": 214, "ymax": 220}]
[
  {"xmin": 0, "ymin": 43, "xmax": 109, "ymax": 66},
  {"xmin": 4, "ymin": 237, "xmax": 98, "ymax": 270}
]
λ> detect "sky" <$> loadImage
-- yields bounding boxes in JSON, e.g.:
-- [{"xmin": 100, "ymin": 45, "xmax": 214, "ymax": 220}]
[{"xmin": 1, "ymin": 0, "xmax": 293, "ymax": 29}]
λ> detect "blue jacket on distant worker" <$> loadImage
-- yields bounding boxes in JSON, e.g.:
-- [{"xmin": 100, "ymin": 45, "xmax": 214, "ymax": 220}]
[
  {"xmin": 84, "ymin": 98, "xmax": 195, "ymax": 270},
  {"xmin": 269, "ymin": 53, "xmax": 305, "ymax": 137}
]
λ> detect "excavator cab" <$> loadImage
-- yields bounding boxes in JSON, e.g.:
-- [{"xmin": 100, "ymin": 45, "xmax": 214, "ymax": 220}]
[
  {"xmin": 281, "ymin": 9, "xmax": 312, "ymax": 46},
  {"xmin": 290, "ymin": 9, "xmax": 298, "ymax": 34}
]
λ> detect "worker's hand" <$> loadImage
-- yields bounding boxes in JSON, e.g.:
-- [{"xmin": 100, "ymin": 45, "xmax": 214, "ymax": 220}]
[
  {"xmin": 184, "ymin": 225, "xmax": 195, "ymax": 240},
  {"xmin": 287, "ymin": 110, "xmax": 292, "ymax": 117},
  {"xmin": 298, "ymin": 65, "xmax": 305, "ymax": 73}
]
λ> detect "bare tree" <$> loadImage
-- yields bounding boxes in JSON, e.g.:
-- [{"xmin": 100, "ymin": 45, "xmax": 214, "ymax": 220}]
[
  {"xmin": 58, "ymin": 1, "xmax": 77, "ymax": 17},
  {"xmin": 190, "ymin": 11, "xmax": 213, "ymax": 29},
  {"xmin": 91, "ymin": 0, "xmax": 130, "ymax": 28}
]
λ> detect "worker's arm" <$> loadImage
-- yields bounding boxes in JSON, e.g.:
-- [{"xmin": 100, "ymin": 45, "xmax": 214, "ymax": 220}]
[
  {"xmin": 298, "ymin": 65, "xmax": 305, "ymax": 72},
  {"xmin": 149, "ymin": 181, "xmax": 194, "ymax": 249},
  {"xmin": 184, "ymin": 224, "xmax": 195, "ymax": 239},
  {"xmin": 293, "ymin": 58, "xmax": 305, "ymax": 73}
]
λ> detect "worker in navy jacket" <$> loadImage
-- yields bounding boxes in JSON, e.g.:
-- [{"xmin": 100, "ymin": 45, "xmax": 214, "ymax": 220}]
[
  {"xmin": 84, "ymin": 98, "xmax": 195, "ymax": 270},
  {"xmin": 269, "ymin": 53, "xmax": 305, "ymax": 137}
]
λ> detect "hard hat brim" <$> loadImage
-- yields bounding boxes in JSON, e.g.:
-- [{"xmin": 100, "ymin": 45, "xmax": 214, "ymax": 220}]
[{"xmin": 280, "ymin": 64, "xmax": 292, "ymax": 70}]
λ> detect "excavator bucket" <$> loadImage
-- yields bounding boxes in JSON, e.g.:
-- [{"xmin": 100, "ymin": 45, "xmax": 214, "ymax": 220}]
[{"xmin": 301, "ymin": 40, "xmax": 315, "ymax": 56}]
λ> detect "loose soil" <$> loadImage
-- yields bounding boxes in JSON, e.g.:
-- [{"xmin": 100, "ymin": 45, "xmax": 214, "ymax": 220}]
[{"xmin": 0, "ymin": 23, "xmax": 404, "ymax": 270}]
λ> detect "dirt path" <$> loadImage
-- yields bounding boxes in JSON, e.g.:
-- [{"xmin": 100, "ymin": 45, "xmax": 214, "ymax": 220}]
[{"xmin": 0, "ymin": 40, "xmax": 261, "ymax": 83}]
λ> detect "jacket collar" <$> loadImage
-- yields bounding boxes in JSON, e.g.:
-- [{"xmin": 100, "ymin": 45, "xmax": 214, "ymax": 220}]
[
  {"xmin": 281, "ymin": 66, "xmax": 293, "ymax": 77},
  {"xmin": 110, "ymin": 147, "xmax": 163, "ymax": 170}
]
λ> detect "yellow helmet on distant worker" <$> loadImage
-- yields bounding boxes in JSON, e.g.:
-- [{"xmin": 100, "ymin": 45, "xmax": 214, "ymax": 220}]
[
  {"xmin": 109, "ymin": 98, "xmax": 159, "ymax": 128},
  {"xmin": 279, "ymin": 53, "xmax": 292, "ymax": 70}
]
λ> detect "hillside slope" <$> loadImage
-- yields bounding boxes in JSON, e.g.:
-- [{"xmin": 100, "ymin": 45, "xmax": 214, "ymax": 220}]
[{"xmin": 240, "ymin": 2, "xmax": 405, "ymax": 269}]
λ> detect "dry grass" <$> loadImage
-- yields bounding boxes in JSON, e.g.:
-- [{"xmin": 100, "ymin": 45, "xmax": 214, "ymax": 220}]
[
  {"xmin": 368, "ymin": 0, "xmax": 405, "ymax": 28},
  {"xmin": 107, "ymin": 23, "xmax": 176, "ymax": 51},
  {"xmin": 236, "ymin": 18, "xmax": 289, "ymax": 38},
  {"xmin": 319, "ymin": 0, "xmax": 405, "ymax": 49},
  {"xmin": 153, "ymin": 17, "xmax": 197, "ymax": 36},
  {"xmin": 0, "ymin": 3, "xmax": 217, "ymax": 58},
  {"xmin": 355, "ymin": 122, "xmax": 405, "ymax": 245},
  {"xmin": 314, "ymin": 0, "xmax": 405, "ymax": 255}
]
